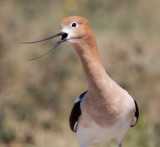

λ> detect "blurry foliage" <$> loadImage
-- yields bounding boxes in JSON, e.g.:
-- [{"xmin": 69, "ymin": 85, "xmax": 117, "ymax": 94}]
[{"xmin": 0, "ymin": 0, "xmax": 160, "ymax": 146}]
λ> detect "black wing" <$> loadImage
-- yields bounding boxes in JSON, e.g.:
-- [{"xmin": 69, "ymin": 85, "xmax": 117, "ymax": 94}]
[
  {"xmin": 130, "ymin": 99, "xmax": 139, "ymax": 127},
  {"xmin": 69, "ymin": 91, "xmax": 87, "ymax": 132}
]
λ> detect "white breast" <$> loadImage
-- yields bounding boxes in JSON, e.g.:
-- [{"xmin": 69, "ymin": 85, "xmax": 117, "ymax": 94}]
[{"xmin": 77, "ymin": 118, "xmax": 130, "ymax": 146}]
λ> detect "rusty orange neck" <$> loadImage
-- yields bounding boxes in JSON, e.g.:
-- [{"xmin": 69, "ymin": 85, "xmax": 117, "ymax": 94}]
[{"xmin": 72, "ymin": 31, "xmax": 112, "ymax": 95}]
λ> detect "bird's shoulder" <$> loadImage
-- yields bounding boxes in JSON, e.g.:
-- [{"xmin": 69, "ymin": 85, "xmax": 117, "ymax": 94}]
[
  {"xmin": 69, "ymin": 91, "xmax": 88, "ymax": 132},
  {"xmin": 130, "ymin": 98, "xmax": 139, "ymax": 127}
]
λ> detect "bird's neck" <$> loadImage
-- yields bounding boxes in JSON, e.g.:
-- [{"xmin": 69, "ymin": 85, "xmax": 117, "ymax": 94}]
[{"xmin": 72, "ymin": 33, "xmax": 113, "ymax": 96}]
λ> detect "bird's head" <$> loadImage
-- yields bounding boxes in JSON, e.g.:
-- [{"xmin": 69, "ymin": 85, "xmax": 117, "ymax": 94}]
[
  {"xmin": 22, "ymin": 16, "xmax": 92, "ymax": 61},
  {"xmin": 60, "ymin": 16, "xmax": 90, "ymax": 43}
]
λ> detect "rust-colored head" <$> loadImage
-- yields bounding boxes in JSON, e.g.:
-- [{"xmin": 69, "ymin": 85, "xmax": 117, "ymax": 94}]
[{"xmin": 61, "ymin": 16, "xmax": 91, "ymax": 43}]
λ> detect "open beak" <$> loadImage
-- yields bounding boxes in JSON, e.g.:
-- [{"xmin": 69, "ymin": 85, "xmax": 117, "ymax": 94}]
[{"xmin": 21, "ymin": 32, "xmax": 68, "ymax": 61}]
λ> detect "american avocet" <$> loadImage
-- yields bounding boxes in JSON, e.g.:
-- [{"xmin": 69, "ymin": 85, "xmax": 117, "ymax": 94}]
[{"xmin": 23, "ymin": 16, "xmax": 139, "ymax": 147}]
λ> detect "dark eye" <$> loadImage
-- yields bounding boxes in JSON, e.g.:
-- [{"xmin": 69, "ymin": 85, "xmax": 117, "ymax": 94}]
[{"xmin": 72, "ymin": 23, "xmax": 77, "ymax": 27}]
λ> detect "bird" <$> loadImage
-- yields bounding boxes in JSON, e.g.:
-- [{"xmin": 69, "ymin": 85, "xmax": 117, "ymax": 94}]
[{"xmin": 23, "ymin": 16, "xmax": 139, "ymax": 147}]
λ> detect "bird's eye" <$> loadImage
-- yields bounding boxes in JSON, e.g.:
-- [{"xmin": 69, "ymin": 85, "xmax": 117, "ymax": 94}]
[{"xmin": 72, "ymin": 23, "xmax": 77, "ymax": 27}]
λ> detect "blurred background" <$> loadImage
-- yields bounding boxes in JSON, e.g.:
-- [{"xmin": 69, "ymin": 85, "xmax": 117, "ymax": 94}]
[{"xmin": 0, "ymin": 0, "xmax": 160, "ymax": 147}]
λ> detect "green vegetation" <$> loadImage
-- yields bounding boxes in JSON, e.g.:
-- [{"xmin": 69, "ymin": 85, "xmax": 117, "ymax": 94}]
[{"xmin": 0, "ymin": 0, "xmax": 160, "ymax": 146}]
